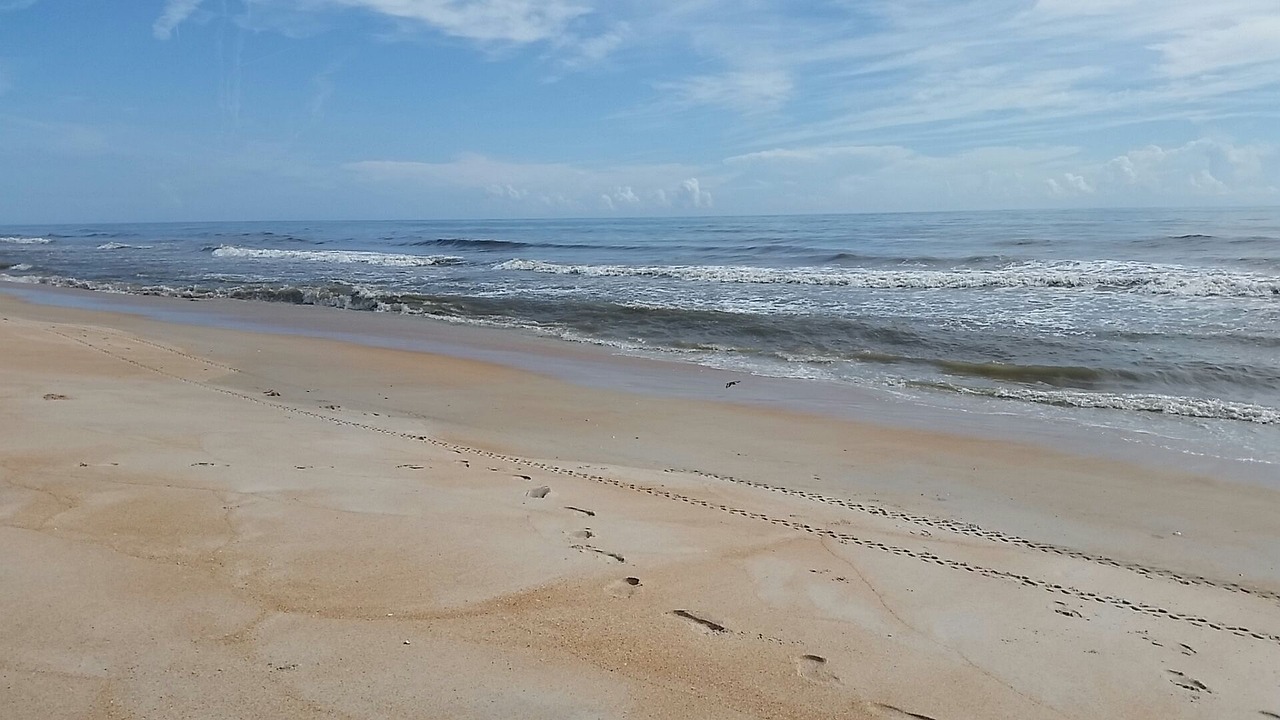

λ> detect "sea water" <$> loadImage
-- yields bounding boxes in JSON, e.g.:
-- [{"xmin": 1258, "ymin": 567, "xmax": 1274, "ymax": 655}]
[{"xmin": 3, "ymin": 208, "xmax": 1278, "ymax": 469}]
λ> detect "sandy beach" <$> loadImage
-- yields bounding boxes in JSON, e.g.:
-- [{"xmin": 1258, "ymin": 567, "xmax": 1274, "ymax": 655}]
[{"xmin": 2, "ymin": 287, "xmax": 1279, "ymax": 720}]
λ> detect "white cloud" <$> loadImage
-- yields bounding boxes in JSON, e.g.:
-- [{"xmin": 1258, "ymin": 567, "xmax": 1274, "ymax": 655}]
[
  {"xmin": 723, "ymin": 142, "xmax": 1085, "ymax": 211},
  {"xmin": 631, "ymin": 0, "xmax": 1280, "ymax": 150},
  {"xmin": 1096, "ymin": 139, "xmax": 1276, "ymax": 197},
  {"xmin": 323, "ymin": 0, "xmax": 590, "ymax": 44},
  {"xmin": 599, "ymin": 186, "xmax": 641, "ymax": 210},
  {"xmin": 676, "ymin": 178, "xmax": 711, "ymax": 208},
  {"xmin": 656, "ymin": 69, "xmax": 792, "ymax": 113},
  {"xmin": 153, "ymin": 0, "xmax": 206, "ymax": 40},
  {"xmin": 554, "ymin": 23, "xmax": 628, "ymax": 70},
  {"xmin": 345, "ymin": 154, "xmax": 714, "ymax": 213},
  {"xmin": 716, "ymin": 137, "xmax": 1277, "ymax": 211},
  {"xmin": 308, "ymin": 61, "xmax": 342, "ymax": 118},
  {"xmin": 1064, "ymin": 173, "xmax": 1093, "ymax": 194},
  {"xmin": 1153, "ymin": 16, "xmax": 1280, "ymax": 78}
]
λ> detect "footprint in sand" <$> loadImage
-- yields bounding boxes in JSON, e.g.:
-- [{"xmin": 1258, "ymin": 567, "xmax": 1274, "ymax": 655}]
[
  {"xmin": 795, "ymin": 654, "xmax": 840, "ymax": 685},
  {"xmin": 671, "ymin": 610, "xmax": 727, "ymax": 634},
  {"xmin": 1166, "ymin": 669, "xmax": 1211, "ymax": 694},
  {"xmin": 568, "ymin": 529, "xmax": 594, "ymax": 540},
  {"xmin": 571, "ymin": 544, "xmax": 625, "ymax": 563},
  {"xmin": 526, "ymin": 486, "xmax": 551, "ymax": 499},
  {"xmin": 606, "ymin": 576, "xmax": 642, "ymax": 598},
  {"xmin": 869, "ymin": 703, "xmax": 941, "ymax": 720}
]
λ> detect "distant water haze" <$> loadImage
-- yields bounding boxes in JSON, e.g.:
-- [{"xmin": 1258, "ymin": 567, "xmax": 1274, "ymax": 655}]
[{"xmin": 3, "ymin": 208, "xmax": 1278, "ymax": 466}]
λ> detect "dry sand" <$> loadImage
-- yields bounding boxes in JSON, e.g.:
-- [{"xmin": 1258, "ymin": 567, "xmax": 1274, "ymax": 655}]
[{"xmin": 2, "ymin": 290, "xmax": 1279, "ymax": 719}]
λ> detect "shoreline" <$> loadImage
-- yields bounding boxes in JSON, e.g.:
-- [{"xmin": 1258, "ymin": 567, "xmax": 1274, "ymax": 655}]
[
  {"xmin": 2, "ymin": 285, "xmax": 1279, "ymax": 718},
  {"xmin": 4, "ymin": 280, "xmax": 1275, "ymax": 488}
]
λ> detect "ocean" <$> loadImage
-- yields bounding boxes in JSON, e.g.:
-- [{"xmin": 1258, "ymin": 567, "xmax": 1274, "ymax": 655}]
[{"xmin": 3, "ymin": 208, "xmax": 1279, "ymax": 468}]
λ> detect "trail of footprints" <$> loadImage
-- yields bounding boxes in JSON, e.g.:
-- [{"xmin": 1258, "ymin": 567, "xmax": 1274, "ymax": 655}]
[
  {"xmin": 52, "ymin": 328, "xmax": 1280, "ymax": 649},
  {"xmin": 671, "ymin": 467, "xmax": 1280, "ymax": 604}
]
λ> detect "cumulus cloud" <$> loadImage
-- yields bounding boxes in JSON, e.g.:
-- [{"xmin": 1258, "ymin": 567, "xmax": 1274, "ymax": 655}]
[
  {"xmin": 345, "ymin": 154, "xmax": 713, "ymax": 213},
  {"xmin": 153, "ymin": 0, "xmax": 205, "ymax": 40},
  {"xmin": 600, "ymin": 185, "xmax": 640, "ymax": 209},
  {"xmin": 675, "ymin": 178, "xmax": 711, "ymax": 208},
  {"xmin": 1064, "ymin": 173, "xmax": 1093, "ymax": 193},
  {"xmin": 1097, "ymin": 139, "xmax": 1276, "ymax": 196},
  {"xmin": 717, "ymin": 137, "xmax": 1277, "ymax": 211}
]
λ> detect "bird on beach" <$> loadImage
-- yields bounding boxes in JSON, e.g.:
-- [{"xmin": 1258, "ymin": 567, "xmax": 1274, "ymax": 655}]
[{"xmin": 725, "ymin": 381, "xmax": 740, "ymax": 388}]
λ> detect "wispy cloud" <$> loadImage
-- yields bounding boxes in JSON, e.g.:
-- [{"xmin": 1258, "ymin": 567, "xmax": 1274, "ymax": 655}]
[
  {"xmin": 154, "ymin": 0, "xmax": 206, "ymax": 40},
  {"xmin": 0, "ymin": 0, "xmax": 42, "ymax": 10},
  {"xmin": 620, "ymin": 0, "xmax": 1280, "ymax": 151},
  {"xmin": 308, "ymin": 60, "xmax": 341, "ymax": 119},
  {"xmin": 283, "ymin": 0, "xmax": 593, "ymax": 44},
  {"xmin": 655, "ymin": 70, "xmax": 792, "ymax": 114}
]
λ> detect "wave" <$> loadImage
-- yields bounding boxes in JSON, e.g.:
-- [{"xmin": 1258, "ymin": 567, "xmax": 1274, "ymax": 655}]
[
  {"xmin": 936, "ymin": 360, "xmax": 1109, "ymax": 385},
  {"xmin": 496, "ymin": 259, "xmax": 1280, "ymax": 297},
  {"xmin": 97, "ymin": 242, "xmax": 154, "ymax": 250},
  {"xmin": 402, "ymin": 237, "xmax": 532, "ymax": 250},
  {"xmin": 914, "ymin": 382, "xmax": 1280, "ymax": 425},
  {"xmin": 0, "ymin": 236, "xmax": 52, "ymax": 244},
  {"xmin": 211, "ymin": 246, "xmax": 464, "ymax": 267},
  {"xmin": 400, "ymin": 237, "xmax": 652, "ymax": 252}
]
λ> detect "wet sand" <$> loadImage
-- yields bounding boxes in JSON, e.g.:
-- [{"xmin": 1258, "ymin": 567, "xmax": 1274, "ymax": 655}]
[{"xmin": 2, "ymin": 289, "xmax": 1278, "ymax": 719}]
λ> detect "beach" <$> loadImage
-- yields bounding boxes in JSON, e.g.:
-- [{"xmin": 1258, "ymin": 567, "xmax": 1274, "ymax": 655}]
[{"xmin": 2, "ymin": 286, "xmax": 1278, "ymax": 719}]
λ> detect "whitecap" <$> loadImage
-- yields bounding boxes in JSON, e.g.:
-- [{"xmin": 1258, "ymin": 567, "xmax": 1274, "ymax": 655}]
[
  {"xmin": 919, "ymin": 382, "xmax": 1280, "ymax": 425},
  {"xmin": 496, "ymin": 259, "xmax": 1280, "ymax": 298},
  {"xmin": 97, "ymin": 242, "xmax": 154, "ymax": 250},
  {"xmin": 212, "ymin": 245, "xmax": 464, "ymax": 267}
]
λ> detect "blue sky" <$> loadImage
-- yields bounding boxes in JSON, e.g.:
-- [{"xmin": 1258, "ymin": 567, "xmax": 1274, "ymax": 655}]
[{"xmin": 1, "ymin": 0, "xmax": 1278, "ymax": 222}]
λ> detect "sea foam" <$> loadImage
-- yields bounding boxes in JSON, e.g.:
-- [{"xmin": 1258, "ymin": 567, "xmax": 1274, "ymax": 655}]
[
  {"xmin": 97, "ymin": 242, "xmax": 154, "ymax": 250},
  {"xmin": 212, "ymin": 245, "xmax": 464, "ymax": 267},
  {"xmin": 0, "ymin": 236, "xmax": 52, "ymax": 244},
  {"xmin": 919, "ymin": 382, "xmax": 1280, "ymax": 425},
  {"xmin": 497, "ymin": 259, "xmax": 1280, "ymax": 298}
]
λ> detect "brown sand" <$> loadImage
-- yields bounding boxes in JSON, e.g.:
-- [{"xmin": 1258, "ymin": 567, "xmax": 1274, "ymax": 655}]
[{"xmin": 2, "ymin": 291, "xmax": 1279, "ymax": 719}]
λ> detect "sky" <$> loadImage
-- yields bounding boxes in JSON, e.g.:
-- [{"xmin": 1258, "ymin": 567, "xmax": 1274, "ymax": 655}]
[{"xmin": 1, "ymin": 0, "xmax": 1279, "ymax": 222}]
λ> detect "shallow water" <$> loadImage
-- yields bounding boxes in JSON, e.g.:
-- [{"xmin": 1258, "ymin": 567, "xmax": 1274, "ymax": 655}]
[{"xmin": 3, "ymin": 208, "xmax": 1278, "ymax": 467}]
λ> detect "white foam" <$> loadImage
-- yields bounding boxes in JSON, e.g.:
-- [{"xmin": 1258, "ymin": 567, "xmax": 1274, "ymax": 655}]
[
  {"xmin": 925, "ymin": 382, "xmax": 1280, "ymax": 425},
  {"xmin": 212, "ymin": 245, "xmax": 464, "ymax": 267},
  {"xmin": 496, "ymin": 259, "xmax": 1280, "ymax": 298},
  {"xmin": 0, "ymin": 236, "xmax": 52, "ymax": 244},
  {"xmin": 97, "ymin": 242, "xmax": 153, "ymax": 250}
]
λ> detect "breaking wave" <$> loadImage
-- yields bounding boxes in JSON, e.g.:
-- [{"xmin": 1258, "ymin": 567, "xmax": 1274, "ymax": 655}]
[
  {"xmin": 0, "ymin": 236, "xmax": 52, "ymax": 244},
  {"xmin": 402, "ymin": 237, "xmax": 532, "ymax": 250},
  {"xmin": 915, "ymin": 382, "xmax": 1280, "ymax": 425},
  {"xmin": 97, "ymin": 242, "xmax": 154, "ymax": 250},
  {"xmin": 496, "ymin": 259, "xmax": 1280, "ymax": 297},
  {"xmin": 211, "ymin": 246, "xmax": 464, "ymax": 267}
]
